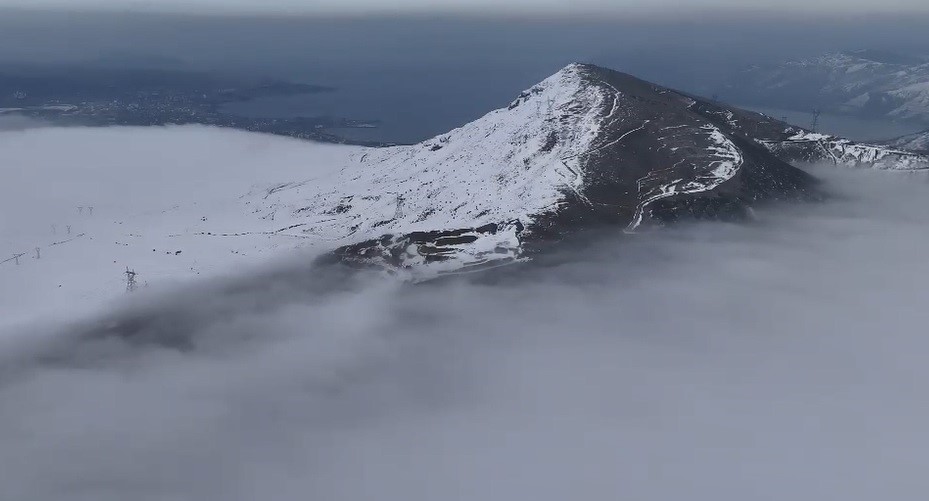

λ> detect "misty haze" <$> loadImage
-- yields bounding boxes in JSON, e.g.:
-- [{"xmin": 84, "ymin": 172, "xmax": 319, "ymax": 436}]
[{"xmin": 2, "ymin": 2, "xmax": 929, "ymax": 500}]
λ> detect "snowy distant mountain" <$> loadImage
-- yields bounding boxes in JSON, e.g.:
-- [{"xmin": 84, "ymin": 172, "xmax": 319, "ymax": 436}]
[
  {"xmin": 885, "ymin": 129, "xmax": 929, "ymax": 153},
  {"xmin": 5, "ymin": 63, "xmax": 929, "ymax": 327},
  {"xmin": 721, "ymin": 50, "xmax": 929, "ymax": 125}
]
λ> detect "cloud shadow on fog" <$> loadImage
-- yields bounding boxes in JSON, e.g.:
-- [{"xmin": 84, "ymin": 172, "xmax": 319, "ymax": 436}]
[{"xmin": 3, "ymin": 165, "xmax": 929, "ymax": 500}]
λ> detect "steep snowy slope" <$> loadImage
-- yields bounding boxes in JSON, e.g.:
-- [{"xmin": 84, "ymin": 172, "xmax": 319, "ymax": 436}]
[{"xmin": 245, "ymin": 66, "xmax": 604, "ymax": 267}]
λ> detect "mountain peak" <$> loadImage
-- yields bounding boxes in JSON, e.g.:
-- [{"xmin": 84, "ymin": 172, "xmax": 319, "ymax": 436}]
[
  {"xmin": 506, "ymin": 61, "xmax": 597, "ymax": 111},
  {"xmin": 249, "ymin": 63, "xmax": 928, "ymax": 278},
  {"xmin": 554, "ymin": 61, "xmax": 597, "ymax": 74},
  {"xmin": 556, "ymin": 61, "xmax": 589, "ymax": 72}
]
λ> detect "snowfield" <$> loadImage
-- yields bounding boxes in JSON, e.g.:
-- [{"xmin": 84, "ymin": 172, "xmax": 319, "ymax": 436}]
[{"xmin": 0, "ymin": 125, "xmax": 355, "ymax": 330}]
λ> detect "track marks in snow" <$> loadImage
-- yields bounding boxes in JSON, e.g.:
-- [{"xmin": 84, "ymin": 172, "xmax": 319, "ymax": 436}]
[{"xmin": 626, "ymin": 124, "xmax": 744, "ymax": 232}]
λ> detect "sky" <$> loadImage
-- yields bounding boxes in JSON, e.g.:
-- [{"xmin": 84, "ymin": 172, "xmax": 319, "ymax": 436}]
[{"xmin": 3, "ymin": 0, "xmax": 929, "ymax": 16}]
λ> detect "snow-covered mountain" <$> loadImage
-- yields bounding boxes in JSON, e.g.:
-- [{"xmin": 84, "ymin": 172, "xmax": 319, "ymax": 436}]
[
  {"xmin": 256, "ymin": 64, "xmax": 811, "ymax": 275},
  {"xmin": 5, "ymin": 63, "xmax": 929, "ymax": 327},
  {"xmin": 253, "ymin": 63, "xmax": 928, "ymax": 274},
  {"xmin": 722, "ymin": 50, "xmax": 929, "ymax": 124}
]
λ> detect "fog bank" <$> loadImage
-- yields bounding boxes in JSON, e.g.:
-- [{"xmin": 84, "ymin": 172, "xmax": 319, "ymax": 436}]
[{"xmin": 2, "ymin": 166, "xmax": 929, "ymax": 500}]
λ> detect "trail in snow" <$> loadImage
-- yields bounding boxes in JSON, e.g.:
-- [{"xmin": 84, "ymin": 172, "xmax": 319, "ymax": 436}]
[{"xmin": 626, "ymin": 124, "xmax": 744, "ymax": 232}]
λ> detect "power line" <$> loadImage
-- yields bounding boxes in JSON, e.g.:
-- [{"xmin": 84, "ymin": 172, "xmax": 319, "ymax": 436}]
[{"xmin": 810, "ymin": 109, "xmax": 822, "ymax": 132}]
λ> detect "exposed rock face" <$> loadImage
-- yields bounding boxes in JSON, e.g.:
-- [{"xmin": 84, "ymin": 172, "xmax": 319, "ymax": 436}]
[
  {"xmin": 252, "ymin": 63, "xmax": 927, "ymax": 278},
  {"xmin": 322, "ymin": 221, "xmax": 525, "ymax": 278}
]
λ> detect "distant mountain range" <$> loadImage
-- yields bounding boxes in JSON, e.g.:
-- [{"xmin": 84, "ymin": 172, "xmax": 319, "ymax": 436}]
[
  {"xmin": 885, "ymin": 129, "xmax": 929, "ymax": 152},
  {"xmin": 721, "ymin": 50, "xmax": 929, "ymax": 125}
]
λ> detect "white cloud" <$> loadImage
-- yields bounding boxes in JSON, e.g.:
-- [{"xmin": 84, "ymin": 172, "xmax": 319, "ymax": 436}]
[{"xmin": 2, "ymin": 120, "xmax": 929, "ymax": 501}]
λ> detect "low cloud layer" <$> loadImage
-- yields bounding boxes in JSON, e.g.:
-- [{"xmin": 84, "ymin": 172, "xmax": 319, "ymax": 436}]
[
  {"xmin": 2, "ymin": 163, "xmax": 929, "ymax": 500},
  {"xmin": 0, "ymin": 124, "xmax": 355, "ymax": 330}
]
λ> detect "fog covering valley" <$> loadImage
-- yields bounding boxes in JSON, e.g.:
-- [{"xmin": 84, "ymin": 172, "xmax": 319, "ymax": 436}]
[{"xmin": 3, "ymin": 121, "xmax": 929, "ymax": 498}]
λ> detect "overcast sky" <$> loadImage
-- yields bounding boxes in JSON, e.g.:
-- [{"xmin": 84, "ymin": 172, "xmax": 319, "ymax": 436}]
[{"xmin": 3, "ymin": 0, "xmax": 929, "ymax": 16}]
